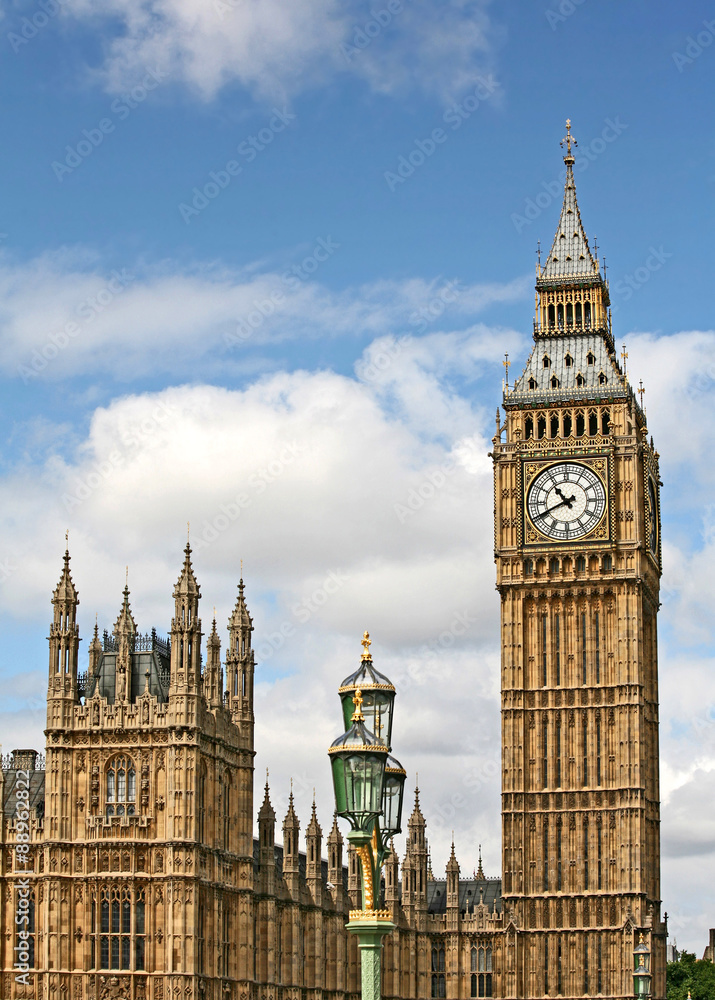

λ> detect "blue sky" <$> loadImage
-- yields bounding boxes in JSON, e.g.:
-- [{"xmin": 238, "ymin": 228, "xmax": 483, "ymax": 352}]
[{"xmin": 1, "ymin": 0, "xmax": 714, "ymax": 953}]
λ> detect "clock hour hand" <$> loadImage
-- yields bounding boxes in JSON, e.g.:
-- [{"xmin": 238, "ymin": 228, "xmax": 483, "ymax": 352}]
[{"xmin": 535, "ymin": 494, "xmax": 576, "ymax": 519}]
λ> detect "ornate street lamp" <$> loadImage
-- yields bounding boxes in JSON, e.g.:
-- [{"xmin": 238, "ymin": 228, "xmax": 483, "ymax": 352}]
[
  {"xmin": 328, "ymin": 632, "xmax": 406, "ymax": 1000},
  {"xmin": 633, "ymin": 933, "xmax": 652, "ymax": 998}
]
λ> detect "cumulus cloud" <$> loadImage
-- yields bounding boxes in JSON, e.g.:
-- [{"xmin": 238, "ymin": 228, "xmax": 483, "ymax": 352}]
[
  {"xmin": 0, "ymin": 249, "xmax": 529, "ymax": 381},
  {"xmin": 61, "ymin": 0, "xmax": 498, "ymax": 103}
]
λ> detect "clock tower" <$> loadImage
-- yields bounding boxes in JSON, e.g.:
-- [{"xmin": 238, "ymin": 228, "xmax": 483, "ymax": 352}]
[{"xmin": 492, "ymin": 122, "xmax": 666, "ymax": 999}]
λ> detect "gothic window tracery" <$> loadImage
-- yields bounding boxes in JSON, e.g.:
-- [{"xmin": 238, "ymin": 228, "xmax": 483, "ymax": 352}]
[
  {"xmin": 106, "ymin": 756, "xmax": 136, "ymax": 817},
  {"xmin": 91, "ymin": 886, "xmax": 145, "ymax": 970},
  {"xmin": 431, "ymin": 942, "xmax": 445, "ymax": 998}
]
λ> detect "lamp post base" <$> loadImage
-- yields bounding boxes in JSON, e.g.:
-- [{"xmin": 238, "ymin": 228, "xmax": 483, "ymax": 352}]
[{"xmin": 347, "ymin": 912, "xmax": 395, "ymax": 1000}]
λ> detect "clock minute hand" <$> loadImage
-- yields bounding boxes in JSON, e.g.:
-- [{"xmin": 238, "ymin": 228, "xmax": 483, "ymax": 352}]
[{"xmin": 535, "ymin": 494, "xmax": 576, "ymax": 520}]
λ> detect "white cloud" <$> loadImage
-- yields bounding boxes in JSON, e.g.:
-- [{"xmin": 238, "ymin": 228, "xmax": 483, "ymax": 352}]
[
  {"xmin": 2, "ymin": 325, "xmax": 715, "ymax": 948},
  {"xmin": 63, "ymin": 0, "xmax": 498, "ymax": 103},
  {"xmin": 0, "ymin": 249, "xmax": 529, "ymax": 380}
]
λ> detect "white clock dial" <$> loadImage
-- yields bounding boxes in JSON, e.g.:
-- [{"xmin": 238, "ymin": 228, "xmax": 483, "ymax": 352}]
[{"xmin": 527, "ymin": 462, "xmax": 607, "ymax": 540}]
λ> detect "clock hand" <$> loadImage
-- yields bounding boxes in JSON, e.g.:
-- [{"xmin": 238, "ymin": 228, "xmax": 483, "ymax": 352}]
[{"xmin": 535, "ymin": 494, "xmax": 576, "ymax": 519}]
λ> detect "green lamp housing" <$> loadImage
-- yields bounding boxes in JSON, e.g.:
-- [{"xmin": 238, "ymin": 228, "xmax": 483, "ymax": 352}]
[
  {"xmin": 633, "ymin": 935, "xmax": 651, "ymax": 998},
  {"xmin": 381, "ymin": 755, "xmax": 406, "ymax": 839},
  {"xmin": 339, "ymin": 657, "xmax": 396, "ymax": 749},
  {"xmin": 329, "ymin": 719, "xmax": 389, "ymax": 835}
]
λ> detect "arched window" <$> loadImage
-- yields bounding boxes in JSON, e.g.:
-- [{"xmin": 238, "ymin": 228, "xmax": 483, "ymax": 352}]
[
  {"xmin": 551, "ymin": 376, "xmax": 560, "ymax": 389},
  {"xmin": 602, "ymin": 554, "xmax": 612, "ymax": 572},
  {"xmin": 528, "ymin": 377, "xmax": 537, "ymax": 390},
  {"xmin": 548, "ymin": 304, "xmax": 555, "ymax": 327},
  {"xmin": 563, "ymin": 413, "xmax": 572, "ymax": 437},
  {"xmin": 537, "ymin": 415, "xmax": 546, "ymax": 439},
  {"xmin": 576, "ymin": 373, "xmax": 585, "ymax": 388},
  {"xmin": 525, "ymin": 416, "xmax": 534, "ymax": 440},
  {"xmin": 431, "ymin": 943, "xmax": 446, "ymax": 998},
  {"xmin": 584, "ymin": 301, "xmax": 592, "ymax": 327},
  {"xmin": 550, "ymin": 414, "xmax": 559, "ymax": 438},
  {"xmin": 564, "ymin": 353, "xmax": 573, "ymax": 368},
  {"xmin": 599, "ymin": 371, "xmax": 607, "ymax": 385},
  {"xmin": 576, "ymin": 555, "xmax": 586, "ymax": 574},
  {"xmin": 589, "ymin": 410, "xmax": 599, "ymax": 435},
  {"xmin": 601, "ymin": 410, "xmax": 610, "ymax": 434},
  {"xmin": 575, "ymin": 302, "xmax": 582, "ymax": 325},
  {"xmin": 566, "ymin": 302, "xmax": 573, "ymax": 326},
  {"xmin": 524, "ymin": 559, "xmax": 534, "ymax": 578},
  {"xmin": 106, "ymin": 757, "xmax": 136, "ymax": 817},
  {"xmin": 557, "ymin": 303, "xmax": 564, "ymax": 329},
  {"xmin": 549, "ymin": 558, "xmax": 559, "ymax": 576},
  {"xmin": 587, "ymin": 351, "xmax": 596, "ymax": 365},
  {"xmin": 576, "ymin": 411, "xmax": 585, "ymax": 436},
  {"xmin": 197, "ymin": 764, "xmax": 206, "ymax": 843},
  {"xmin": 543, "ymin": 355, "xmax": 551, "ymax": 368}
]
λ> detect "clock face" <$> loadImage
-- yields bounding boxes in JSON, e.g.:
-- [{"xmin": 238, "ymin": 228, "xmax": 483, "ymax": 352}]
[
  {"xmin": 526, "ymin": 462, "xmax": 607, "ymax": 540},
  {"xmin": 647, "ymin": 478, "xmax": 658, "ymax": 554}
]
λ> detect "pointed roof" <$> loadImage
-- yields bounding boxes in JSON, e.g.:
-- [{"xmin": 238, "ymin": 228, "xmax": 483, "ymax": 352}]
[
  {"xmin": 408, "ymin": 783, "xmax": 425, "ymax": 828},
  {"xmin": 327, "ymin": 811, "xmax": 343, "ymax": 845},
  {"xmin": 258, "ymin": 776, "xmax": 276, "ymax": 823},
  {"xmin": 207, "ymin": 613, "xmax": 220, "ymax": 648},
  {"xmin": 89, "ymin": 617, "xmax": 101, "ymax": 651},
  {"xmin": 540, "ymin": 120, "xmax": 600, "ymax": 282},
  {"xmin": 173, "ymin": 542, "xmax": 201, "ymax": 600},
  {"xmin": 283, "ymin": 788, "xmax": 299, "ymax": 830},
  {"xmin": 306, "ymin": 797, "xmax": 322, "ymax": 838},
  {"xmin": 113, "ymin": 583, "xmax": 137, "ymax": 637},
  {"xmin": 447, "ymin": 839, "xmax": 460, "ymax": 874},
  {"xmin": 228, "ymin": 577, "xmax": 253, "ymax": 633},
  {"xmin": 53, "ymin": 548, "xmax": 79, "ymax": 606},
  {"xmin": 476, "ymin": 844, "xmax": 485, "ymax": 881}
]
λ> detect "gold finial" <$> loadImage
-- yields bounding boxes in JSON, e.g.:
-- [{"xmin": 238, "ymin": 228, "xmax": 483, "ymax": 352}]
[
  {"xmin": 638, "ymin": 380, "xmax": 646, "ymax": 409},
  {"xmin": 503, "ymin": 352, "xmax": 510, "ymax": 388},
  {"xmin": 361, "ymin": 631, "xmax": 372, "ymax": 661},
  {"xmin": 351, "ymin": 687, "xmax": 365, "ymax": 723},
  {"xmin": 561, "ymin": 118, "xmax": 577, "ymax": 158},
  {"xmin": 65, "ymin": 528, "xmax": 69, "ymax": 546},
  {"xmin": 375, "ymin": 706, "xmax": 383, "ymax": 738},
  {"xmin": 621, "ymin": 343, "xmax": 628, "ymax": 375}
]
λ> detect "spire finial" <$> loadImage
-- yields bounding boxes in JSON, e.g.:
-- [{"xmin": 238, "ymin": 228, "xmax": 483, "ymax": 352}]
[
  {"xmin": 361, "ymin": 630, "xmax": 372, "ymax": 661},
  {"xmin": 240, "ymin": 557, "xmax": 243, "ymax": 579},
  {"xmin": 560, "ymin": 118, "xmax": 577, "ymax": 160},
  {"xmin": 621, "ymin": 343, "xmax": 628, "ymax": 376},
  {"xmin": 638, "ymin": 380, "xmax": 645, "ymax": 409},
  {"xmin": 187, "ymin": 520, "xmax": 190, "ymax": 543},
  {"xmin": 65, "ymin": 528, "xmax": 69, "ymax": 548},
  {"xmin": 503, "ymin": 352, "xmax": 510, "ymax": 388}
]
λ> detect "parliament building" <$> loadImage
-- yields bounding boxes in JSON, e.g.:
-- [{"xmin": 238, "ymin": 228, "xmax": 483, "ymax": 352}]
[{"xmin": 0, "ymin": 126, "xmax": 665, "ymax": 999}]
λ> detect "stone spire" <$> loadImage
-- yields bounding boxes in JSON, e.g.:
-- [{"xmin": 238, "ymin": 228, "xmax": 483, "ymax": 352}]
[
  {"xmin": 204, "ymin": 612, "xmax": 223, "ymax": 710},
  {"xmin": 282, "ymin": 787, "xmax": 301, "ymax": 898},
  {"xmin": 169, "ymin": 541, "xmax": 202, "ymax": 701},
  {"xmin": 113, "ymin": 578, "xmax": 137, "ymax": 703},
  {"xmin": 47, "ymin": 543, "xmax": 81, "ymax": 728},
  {"xmin": 446, "ymin": 838, "xmax": 460, "ymax": 924},
  {"xmin": 327, "ymin": 812, "xmax": 344, "ymax": 901},
  {"xmin": 225, "ymin": 574, "xmax": 255, "ymax": 740},
  {"xmin": 306, "ymin": 796, "xmax": 323, "ymax": 905},
  {"xmin": 476, "ymin": 844, "xmax": 485, "ymax": 881},
  {"xmin": 88, "ymin": 616, "xmax": 102, "ymax": 677},
  {"xmin": 258, "ymin": 775, "xmax": 276, "ymax": 895},
  {"xmin": 541, "ymin": 118, "xmax": 599, "ymax": 281}
]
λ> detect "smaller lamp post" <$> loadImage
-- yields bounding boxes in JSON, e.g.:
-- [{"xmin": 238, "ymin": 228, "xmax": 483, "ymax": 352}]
[
  {"xmin": 329, "ymin": 632, "xmax": 406, "ymax": 1000},
  {"xmin": 633, "ymin": 933, "xmax": 652, "ymax": 998}
]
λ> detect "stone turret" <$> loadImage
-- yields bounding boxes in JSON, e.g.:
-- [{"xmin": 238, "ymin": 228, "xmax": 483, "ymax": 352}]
[
  {"xmin": 47, "ymin": 545, "xmax": 80, "ymax": 731},
  {"xmin": 282, "ymin": 789, "xmax": 301, "ymax": 899}
]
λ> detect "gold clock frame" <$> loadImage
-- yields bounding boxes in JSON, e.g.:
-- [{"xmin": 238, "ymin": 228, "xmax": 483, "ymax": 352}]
[{"xmin": 520, "ymin": 455, "xmax": 612, "ymax": 548}]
